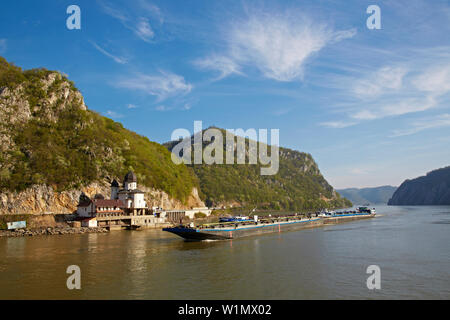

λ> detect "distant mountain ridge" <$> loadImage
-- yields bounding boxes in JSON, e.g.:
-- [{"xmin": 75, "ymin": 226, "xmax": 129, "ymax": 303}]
[
  {"xmin": 388, "ymin": 166, "xmax": 450, "ymax": 205},
  {"xmin": 337, "ymin": 186, "xmax": 397, "ymax": 205}
]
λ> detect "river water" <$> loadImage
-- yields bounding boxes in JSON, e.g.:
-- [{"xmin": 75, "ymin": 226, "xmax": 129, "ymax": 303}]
[{"xmin": 0, "ymin": 205, "xmax": 449, "ymax": 299}]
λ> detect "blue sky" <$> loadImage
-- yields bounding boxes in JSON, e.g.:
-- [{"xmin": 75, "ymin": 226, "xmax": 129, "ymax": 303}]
[{"xmin": 1, "ymin": 0, "xmax": 450, "ymax": 189}]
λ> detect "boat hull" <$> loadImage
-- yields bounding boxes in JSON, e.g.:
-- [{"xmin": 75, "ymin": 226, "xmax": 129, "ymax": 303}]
[
  {"xmin": 323, "ymin": 213, "xmax": 376, "ymax": 224},
  {"xmin": 163, "ymin": 227, "xmax": 230, "ymax": 241},
  {"xmin": 164, "ymin": 218, "xmax": 323, "ymax": 241}
]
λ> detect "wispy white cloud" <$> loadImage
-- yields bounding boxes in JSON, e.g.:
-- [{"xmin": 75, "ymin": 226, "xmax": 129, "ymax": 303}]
[
  {"xmin": 196, "ymin": 10, "xmax": 355, "ymax": 82},
  {"xmin": 412, "ymin": 64, "xmax": 450, "ymax": 95},
  {"xmin": 98, "ymin": 1, "xmax": 127, "ymax": 22},
  {"xmin": 378, "ymin": 96, "xmax": 437, "ymax": 118},
  {"xmin": 137, "ymin": 0, "xmax": 163, "ymax": 23},
  {"xmin": 135, "ymin": 18, "xmax": 154, "ymax": 42},
  {"xmin": 320, "ymin": 121, "xmax": 357, "ymax": 129},
  {"xmin": 272, "ymin": 108, "xmax": 292, "ymax": 116},
  {"xmin": 352, "ymin": 66, "xmax": 408, "ymax": 98},
  {"xmin": 117, "ymin": 71, "xmax": 193, "ymax": 101},
  {"xmin": 0, "ymin": 39, "xmax": 6, "ymax": 54},
  {"xmin": 182, "ymin": 103, "xmax": 192, "ymax": 110},
  {"xmin": 227, "ymin": 12, "xmax": 356, "ymax": 82},
  {"xmin": 90, "ymin": 41, "xmax": 128, "ymax": 64},
  {"xmin": 194, "ymin": 55, "xmax": 242, "ymax": 80},
  {"xmin": 351, "ymin": 110, "xmax": 378, "ymax": 121},
  {"xmin": 155, "ymin": 102, "xmax": 191, "ymax": 112},
  {"xmin": 155, "ymin": 105, "xmax": 169, "ymax": 111},
  {"xmin": 323, "ymin": 48, "xmax": 450, "ymax": 129},
  {"xmin": 127, "ymin": 104, "xmax": 138, "ymax": 109},
  {"xmin": 391, "ymin": 113, "xmax": 450, "ymax": 137},
  {"xmin": 98, "ymin": 0, "xmax": 161, "ymax": 42},
  {"xmin": 105, "ymin": 110, "xmax": 124, "ymax": 119},
  {"xmin": 351, "ymin": 96, "xmax": 437, "ymax": 121}
]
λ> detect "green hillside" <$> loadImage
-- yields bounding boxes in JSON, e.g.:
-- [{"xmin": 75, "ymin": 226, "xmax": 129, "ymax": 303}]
[
  {"xmin": 165, "ymin": 129, "xmax": 352, "ymax": 211},
  {"xmin": 0, "ymin": 57, "xmax": 199, "ymax": 202}
]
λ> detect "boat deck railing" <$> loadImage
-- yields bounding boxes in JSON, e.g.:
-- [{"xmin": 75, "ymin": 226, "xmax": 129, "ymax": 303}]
[{"xmin": 195, "ymin": 215, "xmax": 316, "ymax": 230}]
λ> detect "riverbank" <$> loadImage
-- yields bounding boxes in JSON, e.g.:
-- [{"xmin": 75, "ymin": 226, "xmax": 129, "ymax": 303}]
[{"xmin": 0, "ymin": 226, "xmax": 109, "ymax": 238}]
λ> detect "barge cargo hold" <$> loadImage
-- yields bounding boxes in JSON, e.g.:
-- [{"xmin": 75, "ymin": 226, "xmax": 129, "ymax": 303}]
[{"xmin": 163, "ymin": 212, "xmax": 376, "ymax": 241}]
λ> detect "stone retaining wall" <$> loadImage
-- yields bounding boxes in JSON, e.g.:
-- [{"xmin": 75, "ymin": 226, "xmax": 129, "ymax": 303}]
[{"xmin": 0, "ymin": 226, "xmax": 109, "ymax": 238}]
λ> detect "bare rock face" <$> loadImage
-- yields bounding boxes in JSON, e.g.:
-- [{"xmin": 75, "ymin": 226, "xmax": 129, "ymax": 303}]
[
  {"xmin": 0, "ymin": 72, "xmax": 86, "ymax": 124},
  {"xmin": 0, "ymin": 71, "xmax": 88, "ymax": 175},
  {"xmin": 41, "ymin": 72, "xmax": 87, "ymax": 110},
  {"xmin": 0, "ymin": 85, "xmax": 31, "ymax": 123},
  {"xmin": 0, "ymin": 85, "xmax": 31, "ymax": 157},
  {"xmin": 0, "ymin": 184, "xmax": 96, "ymax": 215},
  {"xmin": 0, "ymin": 183, "xmax": 204, "ymax": 215},
  {"xmin": 132, "ymin": 186, "xmax": 205, "ymax": 210}
]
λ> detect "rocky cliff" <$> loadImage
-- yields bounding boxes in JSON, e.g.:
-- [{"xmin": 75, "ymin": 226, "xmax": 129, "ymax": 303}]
[
  {"xmin": 0, "ymin": 182, "xmax": 204, "ymax": 215},
  {"xmin": 388, "ymin": 166, "xmax": 450, "ymax": 205}
]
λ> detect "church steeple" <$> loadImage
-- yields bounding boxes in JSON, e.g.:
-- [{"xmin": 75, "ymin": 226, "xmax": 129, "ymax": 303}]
[
  {"xmin": 123, "ymin": 171, "xmax": 137, "ymax": 191},
  {"xmin": 110, "ymin": 179, "xmax": 119, "ymax": 199}
]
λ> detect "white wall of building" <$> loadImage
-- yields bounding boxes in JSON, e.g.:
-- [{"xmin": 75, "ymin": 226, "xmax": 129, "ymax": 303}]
[
  {"xmin": 77, "ymin": 203, "xmax": 94, "ymax": 217},
  {"xmin": 163, "ymin": 208, "xmax": 212, "ymax": 219},
  {"xmin": 82, "ymin": 218, "xmax": 97, "ymax": 228},
  {"xmin": 125, "ymin": 182, "xmax": 136, "ymax": 190},
  {"xmin": 133, "ymin": 193, "xmax": 146, "ymax": 209}
]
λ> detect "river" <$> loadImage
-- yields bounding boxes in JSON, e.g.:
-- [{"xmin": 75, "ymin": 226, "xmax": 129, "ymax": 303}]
[{"xmin": 0, "ymin": 205, "xmax": 449, "ymax": 299}]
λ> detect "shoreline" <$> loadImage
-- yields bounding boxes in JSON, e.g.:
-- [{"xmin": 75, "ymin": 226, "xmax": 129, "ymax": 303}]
[{"xmin": 0, "ymin": 226, "xmax": 109, "ymax": 238}]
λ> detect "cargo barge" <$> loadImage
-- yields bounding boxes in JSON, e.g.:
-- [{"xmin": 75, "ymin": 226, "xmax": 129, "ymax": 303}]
[{"xmin": 163, "ymin": 208, "xmax": 376, "ymax": 241}]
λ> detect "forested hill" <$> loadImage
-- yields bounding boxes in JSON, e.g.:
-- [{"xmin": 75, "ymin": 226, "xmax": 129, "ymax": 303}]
[
  {"xmin": 165, "ymin": 129, "xmax": 352, "ymax": 211},
  {"xmin": 0, "ymin": 56, "xmax": 199, "ymax": 203},
  {"xmin": 337, "ymin": 186, "xmax": 397, "ymax": 205},
  {"xmin": 388, "ymin": 166, "xmax": 450, "ymax": 205}
]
